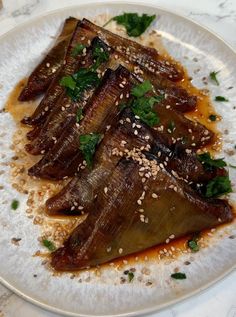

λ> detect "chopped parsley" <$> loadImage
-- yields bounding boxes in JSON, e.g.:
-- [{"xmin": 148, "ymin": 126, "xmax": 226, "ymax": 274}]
[
  {"xmin": 130, "ymin": 81, "xmax": 164, "ymax": 127},
  {"xmin": 197, "ymin": 152, "xmax": 226, "ymax": 170},
  {"xmin": 91, "ymin": 42, "xmax": 109, "ymax": 71},
  {"xmin": 187, "ymin": 233, "xmax": 200, "ymax": 252},
  {"xmin": 60, "ymin": 69, "xmax": 100, "ymax": 101},
  {"xmin": 215, "ymin": 96, "xmax": 229, "ymax": 102},
  {"xmin": 132, "ymin": 96, "xmax": 162, "ymax": 127},
  {"xmin": 76, "ymin": 108, "xmax": 83, "ymax": 123},
  {"xmin": 171, "ymin": 272, "xmax": 186, "ymax": 280},
  {"xmin": 42, "ymin": 239, "xmax": 56, "ymax": 252},
  {"xmin": 124, "ymin": 270, "xmax": 135, "ymax": 282},
  {"xmin": 11, "ymin": 199, "xmax": 19, "ymax": 210},
  {"xmin": 71, "ymin": 43, "xmax": 86, "ymax": 57},
  {"xmin": 131, "ymin": 80, "xmax": 153, "ymax": 98},
  {"xmin": 209, "ymin": 114, "xmax": 217, "ymax": 121},
  {"xmin": 104, "ymin": 13, "xmax": 156, "ymax": 37},
  {"xmin": 61, "ymin": 42, "xmax": 109, "ymax": 101},
  {"xmin": 205, "ymin": 175, "xmax": 232, "ymax": 198},
  {"xmin": 79, "ymin": 133, "xmax": 102, "ymax": 167},
  {"xmin": 60, "ymin": 76, "xmax": 76, "ymax": 90},
  {"xmin": 209, "ymin": 71, "xmax": 220, "ymax": 86},
  {"xmin": 128, "ymin": 272, "xmax": 134, "ymax": 282}
]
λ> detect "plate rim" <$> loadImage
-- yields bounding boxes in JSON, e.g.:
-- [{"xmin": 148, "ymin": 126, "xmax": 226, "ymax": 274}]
[{"xmin": 0, "ymin": 1, "xmax": 236, "ymax": 316}]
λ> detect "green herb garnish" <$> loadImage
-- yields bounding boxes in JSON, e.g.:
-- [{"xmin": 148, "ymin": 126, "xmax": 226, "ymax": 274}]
[
  {"xmin": 91, "ymin": 42, "xmax": 109, "ymax": 71},
  {"xmin": 131, "ymin": 80, "xmax": 152, "ymax": 98},
  {"xmin": 215, "ymin": 96, "xmax": 229, "ymax": 102},
  {"xmin": 132, "ymin": 96, "xmax": 162, "ymax": 127},
  {"xmin": 76, "ymin": 108, "xmax": 83, "ymax": 123},
  {"xmin": 61, "ymin": 42, "xmax": 109, "ymax": 101},
  {"xmin": 60, "ymin": 69, "xmax": 100, "ymax": 101},
  {"xmin": 79, "ymin": 133, "xmax": 102, "ymax": 167},
  {"xmin": 11, "ymin": 199, "xmax": 19, "ymax": 210},
  {"xmin": 209, "ymin": 114, "xmax": 217, "ymax": 121},
  {"xmin": 168, "ymin": 120, "xmax": 175, "ymax": 133},
  {"xmin": 104, "ymin": 13, "xmax": 156, "ymax": 37},
  {"xmin": 128, "ymin": 272, "xmax": 134, "ymax": 282},
  {"xmin": 124, "ymin": 270, "xmax": 135, "ymax": 282},
  {"xmin": 197, "ymin": 152, "xmax": 226, "ymax": 170},
  {"xmin": 60, "ymin": 76, "xmax": 76, "ymax": 90},
  {"xmin": 130, "ymin": 81, "xmax": 164, "ymax": 127},
  {"xmin": 209, "ymin": 71, "xmax": 220, "ymax": 86},
  {"xmin": 187, "ymin": 233, "xmax": 200, "ymax": 252},
  {"xmin": 171, "ymin": 272, "xmax": 186, "ymax": 280},
  {"xmin": 71, "ymin": 43, "xmax": 86, "ymax": 57},
  {"xmin": 205, "ymin": 175, "xmax": 232, "ymax": 198},
  {"xmin": 42, "ymin": 239, "xmax": 56, "ymax": 252}
]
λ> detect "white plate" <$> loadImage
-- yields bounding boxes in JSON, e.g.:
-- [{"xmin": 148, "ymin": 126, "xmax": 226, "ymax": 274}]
[{"xmin": 0, "ymin": 2, "xmax": 236, "ymax": 316}]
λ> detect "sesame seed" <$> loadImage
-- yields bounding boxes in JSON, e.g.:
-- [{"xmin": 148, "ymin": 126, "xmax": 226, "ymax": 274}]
[
  {"xmin": 104, "ymin": 187, "xmax": 108, "ymax": 194},
  {"xmin": 152, "ymin": 193, "xmax": 158, "ymax": 198},
  {"xmin": 118, "ymin": 248, "xmax": 123, "ymax": 254}
]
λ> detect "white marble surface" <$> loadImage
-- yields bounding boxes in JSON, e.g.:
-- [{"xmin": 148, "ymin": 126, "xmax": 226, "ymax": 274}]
[{"xmin": 0, "ymin": 0, "xmax": 235, "ymax": 316}]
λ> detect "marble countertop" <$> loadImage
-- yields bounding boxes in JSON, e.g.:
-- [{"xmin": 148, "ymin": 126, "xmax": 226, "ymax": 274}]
[{"xmin": 0, "ymin": 0, "xmax": 235, "ymax": 317}]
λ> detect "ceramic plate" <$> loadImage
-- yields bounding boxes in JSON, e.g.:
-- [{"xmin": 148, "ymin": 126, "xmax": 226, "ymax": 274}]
[{"xmin": 0, "ymin": 2, "xmax": 235, "ymax": 316}]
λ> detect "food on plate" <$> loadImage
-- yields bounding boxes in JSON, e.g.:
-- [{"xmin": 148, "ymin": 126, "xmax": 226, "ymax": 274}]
[{"xmin": 13, "ymin": 14, "xmax": 233, "ymax": 271}]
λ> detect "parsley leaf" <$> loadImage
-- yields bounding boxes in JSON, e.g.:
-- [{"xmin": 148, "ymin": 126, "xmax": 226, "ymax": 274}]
[
  {"xmin": 79, "ymin": 133, "xmax": 102, "ymax": 167},
  {"xmin": 131, "ymin": 80, "xmax": 152, "ymax": 97},
  {"xmin": 171, "ymin": 272, "xmax": 186, "ymax": 280},
  {"xmin": 71, "ymin": 43, "xmax": 86, "ymax": 57},
  {"xmin": 11, "ymin": 199, "xmax": 19, "ymax": 210},
  {"xmin": 61, "ymin": 42, "xmax": 109, "ymax": 101},
  {"xmin": 205, "ymin": 175, "xmax": 232, "ymax": 198},
  {"xmin": 60, "ymin": 69, "xmax": 100, "ymax": 101},
  {"xmin": 215, "ymin": 96, "xmax": 229, "ymax": 102},
  {"xmin": 60, "ymin": 76, "xmax": 76, "ymax": 90},
  {"xmin": 132, "ymin": 96, "xmax": 161, "ymax": 127},
  {"xmin": 209, "ymin": 114, "xmax": 217, "ymax": 121},
  {"xmin": 124, "ymin": 270, "xmax": 135, "ymax": 282},
  {"xmin": 91, "ymin": 42, "xmax": 109, "ymax": 71},
  {"xmin": 42, "ymin": 239, "xmax": 56, "ymax": 252},
  {"xmin": 187, "ymin": 233, "xmax": 200, "ymax": 252},
  {"xmin": 104, "ymin": 13, "xmax": 156, "ymax": 37},
  {"xmin": 76, "ymin": 108, "xmax": 83, "ymax": 123},
  {"xmin": 128, "ymin": 272, "xmax": 134, "ymax": 282},
  {"xmin": 197, "ymin": 152, "xmax": 226, "ymax": 170},
  {"xmin": 209, "ymin": 71, "xmax": 220, "ymax": 86},
  {"xmin": 130, "ymin": 81, "xmax": 164, "ymax": 127}
]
